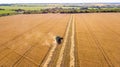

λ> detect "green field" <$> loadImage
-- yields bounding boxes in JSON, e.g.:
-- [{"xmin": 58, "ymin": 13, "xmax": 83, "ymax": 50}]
[
  {"xmin": 0, "ymin": 6, "xmax": 54, "ymax": 10},
  {"xmin": 0, "ymin": 10, "xmax": 15, "ymax": 14},
  {"xmin": 0, "ymin": 6, "xmax": 55, "ymax": 16}
]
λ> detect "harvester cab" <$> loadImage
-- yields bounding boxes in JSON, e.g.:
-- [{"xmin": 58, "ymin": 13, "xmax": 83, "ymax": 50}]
[{"xmin": 55, "ymin": 36, "xmax": 63, "ymax": 44}]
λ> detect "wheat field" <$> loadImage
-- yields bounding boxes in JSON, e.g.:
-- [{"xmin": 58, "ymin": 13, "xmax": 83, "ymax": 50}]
[{"xmin": 0, "ymin": 13, "xmax": 120, "ymax": 67}]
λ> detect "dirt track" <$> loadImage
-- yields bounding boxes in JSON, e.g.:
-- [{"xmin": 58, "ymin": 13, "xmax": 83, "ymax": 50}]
[{"xmin": 0, "ymin": 13, "xmax": 120, "ymax": 67}]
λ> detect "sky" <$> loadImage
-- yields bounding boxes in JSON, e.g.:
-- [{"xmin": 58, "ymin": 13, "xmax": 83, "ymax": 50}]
[{"xmin": 0, "ymin": 0, "xmax": 120, "ymax": 4}]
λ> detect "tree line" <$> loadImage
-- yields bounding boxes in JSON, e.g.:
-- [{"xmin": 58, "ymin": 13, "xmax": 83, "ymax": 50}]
[
  {"xmin": 23, "ymin": 7, "xmax": 120, "ymax": 14},
  {"xmin": 0, "ymin": 7, "xmax": 120, "ymax": 17}
]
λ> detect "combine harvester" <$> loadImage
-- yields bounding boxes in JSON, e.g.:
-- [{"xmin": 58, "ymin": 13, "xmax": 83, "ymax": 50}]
[{"xmin": 55, "ymin": 36, "xmax": 63, "ymax": 44}]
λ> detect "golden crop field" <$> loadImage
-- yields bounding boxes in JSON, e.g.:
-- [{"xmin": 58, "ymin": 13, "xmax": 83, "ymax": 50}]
[{"xmin": 0, "ymin": 13, "xmax": 120, "ymax": 67}]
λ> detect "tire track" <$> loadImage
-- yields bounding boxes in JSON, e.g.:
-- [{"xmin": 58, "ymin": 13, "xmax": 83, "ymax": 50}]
[
  {"xmin": 61, "ymin": 25, "xmax": 71, "ymax": 67},
  {"xmin": 41, "ymin": 15, "xmax": 72, "ymax": 67},
  {"xmin": 44, "ymin": 15, "xmax": 71, "ymax": 67},
  {"xmin": 82, "ymin": 16, "xmax": 114, "ymax": 67},
  {"xmin": 42, "ymin": 43, "xmax": 57, "ymax": 67},
  {"xmin": 12, "ymin": 15, "xmax": 61, "ymax": 66},
  {"xmin": 96, "ymin": 15, "xmax": 120, "ymax": 37},
  {"xmin": 0, "ymin": 14, "xmax": 58, "ymax": 63},
  {"xmin": 74, "ymin": 15, "xmax": 80, "ymax": 67},
  {"xmin": 56, "ymin": 15, "xmax": 72, "ymax": 67}
]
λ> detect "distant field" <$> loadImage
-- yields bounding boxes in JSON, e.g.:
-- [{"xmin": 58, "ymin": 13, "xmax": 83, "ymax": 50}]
[
  {"xmin": 0, "ymin": 6, "xmax": 57, "ymax": 16},
  {"xmin": 0, "ymin": 6, "xmax": 54, "ymax": 10},
  {"xmin": 0, "ymin": 10, "xmax": 15, "ymax": 14}
]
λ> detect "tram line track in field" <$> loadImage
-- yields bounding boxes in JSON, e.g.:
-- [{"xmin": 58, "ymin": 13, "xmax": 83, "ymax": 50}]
[
  {"xmin": 82, "ymin": 16, "xmax": 114, "ymax": 67},
  {"xmin": 41, "ymin": 15, "xmax": 76, "ymax": 67},
  {"xmin": 12, "ymin": 16, "xmax": 62, "ymax": 66},
  {"xmin": 41, "ymin": 15, "xmax": 72, "ymax": 67}
]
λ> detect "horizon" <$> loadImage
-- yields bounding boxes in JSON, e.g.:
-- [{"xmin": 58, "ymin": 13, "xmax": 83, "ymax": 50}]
[
  {"xmin": 0, "ymin": 0, "xmax": 120, "ymax": 4},
  {"xmin": 0, "ymin": 2, "xmax": 120, "ymax": 4}
]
